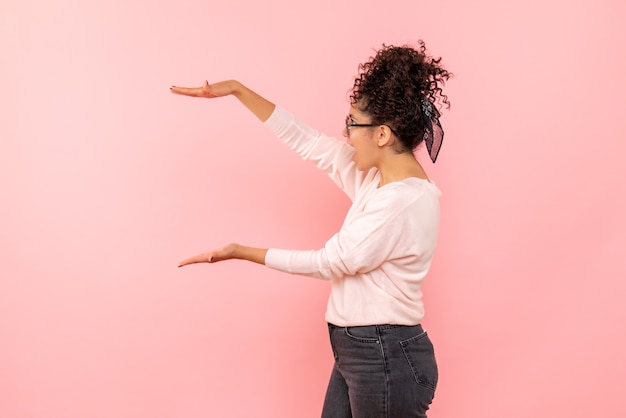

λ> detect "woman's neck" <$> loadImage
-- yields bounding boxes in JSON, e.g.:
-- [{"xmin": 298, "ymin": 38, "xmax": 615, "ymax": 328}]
[{"xmin": 377, "ymin": 152, "xmax": 428, "ymax": 187}]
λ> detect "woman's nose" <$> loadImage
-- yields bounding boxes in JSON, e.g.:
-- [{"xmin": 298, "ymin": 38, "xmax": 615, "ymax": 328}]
[{"xmin": 343, "ymin": 129, "xmax": 352, "ymax": 145}]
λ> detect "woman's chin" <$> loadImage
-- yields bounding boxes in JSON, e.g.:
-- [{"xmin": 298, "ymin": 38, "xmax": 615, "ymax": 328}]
[{"xmin": 352, "ymin": 154, "xmax": 359, "ymax": 166}]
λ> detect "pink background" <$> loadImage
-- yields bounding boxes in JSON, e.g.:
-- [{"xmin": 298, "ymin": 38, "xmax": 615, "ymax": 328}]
[{"xmin": 2, "ymin": 0, "xmax": 625, "ymax": 416}]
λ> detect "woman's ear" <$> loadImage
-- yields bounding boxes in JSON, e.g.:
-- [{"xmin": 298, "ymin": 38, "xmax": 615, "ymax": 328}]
[{"xmin": 377, "ymin": 125, "xmax": 394, "ymax": 147}]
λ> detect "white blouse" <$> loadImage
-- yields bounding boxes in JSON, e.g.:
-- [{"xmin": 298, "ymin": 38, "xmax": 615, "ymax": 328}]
[{"xmin": 264, "ymin": 106, "xmax": 441, "ymax": 327}]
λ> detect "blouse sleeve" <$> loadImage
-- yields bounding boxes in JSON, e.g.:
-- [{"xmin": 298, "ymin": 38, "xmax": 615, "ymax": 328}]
[
  {"xmin": 264, "ymin": 106, "xmax": 367, "ymax": 201},
  {"xmin": 265, "ymin": 185, "xmax": 423, "ymax": 280}
]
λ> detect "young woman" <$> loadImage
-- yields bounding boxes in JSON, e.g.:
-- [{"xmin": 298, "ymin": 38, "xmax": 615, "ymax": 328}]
[{"xmin": 173, "ymin": 41, "xmax": 451, "ymax": 418}]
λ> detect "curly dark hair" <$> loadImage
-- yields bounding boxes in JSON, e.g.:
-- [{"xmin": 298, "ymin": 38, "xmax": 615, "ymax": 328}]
[{"xmin": 350, "ymin": 40, "xmax": 452, "ymax": 152}]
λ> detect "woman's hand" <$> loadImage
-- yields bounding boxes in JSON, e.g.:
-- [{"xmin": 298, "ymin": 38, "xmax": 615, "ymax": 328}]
[
  {"xmin": 178, "ymin": 243, "xmax": 268, "ymax": 267},
  {"xmin": 170, "ymin": 79, "xmax": 275, "ymax": 121},
  {"xmin": 170, "ymin": 80, "xmax": 238, "ymax": 99},
  {"xmin": 178, "ymin": 243, "xmax": 239, "ymax": 267}
]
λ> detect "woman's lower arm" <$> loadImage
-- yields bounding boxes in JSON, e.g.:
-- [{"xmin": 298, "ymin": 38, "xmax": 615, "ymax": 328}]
[
  {"xmin": 233, "ymin": 244, "xmax": 268, "ymax": 265},
  {"xmin": 229, "ymin": 81, "xmax": 276, "ymax": 122}
]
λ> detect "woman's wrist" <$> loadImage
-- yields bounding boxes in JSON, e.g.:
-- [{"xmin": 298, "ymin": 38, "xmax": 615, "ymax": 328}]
[
  {"xmin": 231, "ymin": 243, "xmax": 243, "ymax": 259},
  {"xmin": 229, "ymin": 82, "xmax": 275, "ymax": 122},
  {"xmin": 233, "ymin": 244, "xmax": 267, "ymax": 265},
  {"xmin": 228, "ymin": 80, "xmax": 244, "ymax": 97}
]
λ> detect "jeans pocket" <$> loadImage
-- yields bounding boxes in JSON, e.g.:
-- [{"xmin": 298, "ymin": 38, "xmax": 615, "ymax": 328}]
[
  {"xmin": 344, "ymin": 326, "xmax": 380, "ymax": 343},
  {"xmin": 399, "ymin": 331, "xmax": 438, "ymax": 391}
]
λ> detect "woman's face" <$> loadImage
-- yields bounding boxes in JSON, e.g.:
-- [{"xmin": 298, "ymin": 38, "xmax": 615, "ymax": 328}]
[{"xmin": 343, "ymin": 105, "xmax": 381, "ymax": 171}]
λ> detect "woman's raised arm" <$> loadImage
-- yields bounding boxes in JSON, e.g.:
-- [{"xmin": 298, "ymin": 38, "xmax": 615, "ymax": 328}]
[{"xmin": 170, "ymin": 80, "xmax": 276, "ymax": 122}]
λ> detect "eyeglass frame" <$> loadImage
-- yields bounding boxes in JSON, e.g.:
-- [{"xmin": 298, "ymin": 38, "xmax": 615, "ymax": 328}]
[
  {"xmin": 345, "ymin": 115, "xmax": 401, "ymax": 139},
  {"xmin": 345, "ymin": 115, "xmax": 377, "ymax": 136}
]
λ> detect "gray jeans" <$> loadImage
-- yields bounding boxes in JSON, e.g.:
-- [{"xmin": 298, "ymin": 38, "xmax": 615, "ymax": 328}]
[{"xmin": 321, "ymin": 323, "xmax": 437, "ymax": 418}]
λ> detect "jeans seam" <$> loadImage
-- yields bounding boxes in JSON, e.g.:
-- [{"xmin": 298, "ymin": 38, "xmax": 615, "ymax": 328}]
[{"xmin": 377, "ymin": 327, "xmax": 390, "ymax": 418}]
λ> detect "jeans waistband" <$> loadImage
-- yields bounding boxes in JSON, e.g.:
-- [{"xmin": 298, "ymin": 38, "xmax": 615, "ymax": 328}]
[{"xmin": 328, "ymin": 323, "xmax": 424, "ymax": 332}]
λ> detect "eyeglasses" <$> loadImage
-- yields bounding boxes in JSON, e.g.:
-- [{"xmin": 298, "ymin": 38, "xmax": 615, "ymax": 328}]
[{"xmin": 345, "ymin": 115, "xmax": 376, "ymax": 136}]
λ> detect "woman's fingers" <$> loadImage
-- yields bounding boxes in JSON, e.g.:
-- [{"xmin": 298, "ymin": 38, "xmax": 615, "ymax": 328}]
[
  {"xmin": 177, "ymin": 244, "xmax": 238, "ymax": 268},
  {"xmin": 170, "ymin": 80, "xmax": 235, "ymax": 98},
  {"xmin": 178, "ymin": 252, "xmax": 213, "ymax": 267},
  {"xmin": 170, "ymin": 82, "xmax": 210, "ymax": 98}
]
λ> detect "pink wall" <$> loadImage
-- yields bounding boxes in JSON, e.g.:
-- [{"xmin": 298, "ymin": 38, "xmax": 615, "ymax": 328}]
[{"xmin": 2, "ymin": 0, "xmax": 625, "ymax": 417}]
